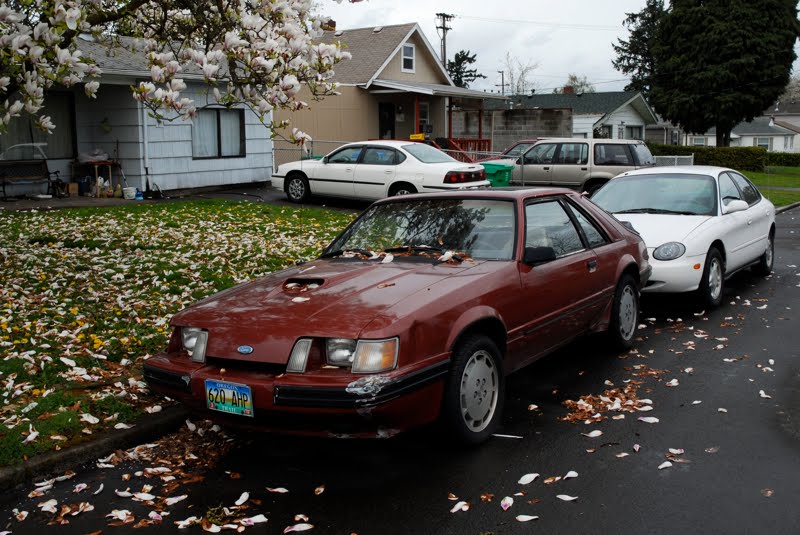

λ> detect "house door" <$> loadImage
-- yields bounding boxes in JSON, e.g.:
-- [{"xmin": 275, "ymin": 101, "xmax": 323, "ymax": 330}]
[{"xmin": 379, "ymin": 103, "xmax": 395, "ymax": 139}]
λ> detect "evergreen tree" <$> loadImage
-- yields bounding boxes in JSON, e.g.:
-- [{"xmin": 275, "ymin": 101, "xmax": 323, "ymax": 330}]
[
  {"xmin": 612, "ymin": 0, "xmax": 666, "ymax": 97},
  {"xmin": 649, "ymin": 0, "xmax": 799, "ymax": 145},
  {"xmin": 447, "ymin": 50, "xmax": 487, "ymax": 89}
]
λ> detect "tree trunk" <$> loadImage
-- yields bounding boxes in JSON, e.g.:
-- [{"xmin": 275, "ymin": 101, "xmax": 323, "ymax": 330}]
[{"xmin": 715, "ymin": 126, "xmax": 732, "ymax": 147}]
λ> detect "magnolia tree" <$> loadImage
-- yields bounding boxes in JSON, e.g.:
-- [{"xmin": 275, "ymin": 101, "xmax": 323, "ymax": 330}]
[{"xmin": 0, "ymin": 0, "xmax": 356, "ymax": 144}]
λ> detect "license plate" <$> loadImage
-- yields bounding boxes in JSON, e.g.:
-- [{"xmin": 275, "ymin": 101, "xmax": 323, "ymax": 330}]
[{"xmin": 205, "ymin": 380, "xmax": 254, "ymax": 417}]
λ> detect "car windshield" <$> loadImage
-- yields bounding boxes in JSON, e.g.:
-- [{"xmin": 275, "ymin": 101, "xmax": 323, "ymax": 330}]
[
  {"xmin": 503, "ymin": 143, "xmax": 536, "ymax": 158},
  {"xmin": 325, "ymin": 198, "xmax": 516, "ymax": 260},
  {"xmin": 592, "ymin": 173, "xmax": 718, "ymax": 216},
  {"xmin": 402, "ymin": 143, "xmax": 457, "ymax": 164}
]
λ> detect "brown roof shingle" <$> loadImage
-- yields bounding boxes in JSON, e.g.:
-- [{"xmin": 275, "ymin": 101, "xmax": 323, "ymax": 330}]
[{"xmin": 320, "ymin": 23, "xmax": 417, "ymax": 84}]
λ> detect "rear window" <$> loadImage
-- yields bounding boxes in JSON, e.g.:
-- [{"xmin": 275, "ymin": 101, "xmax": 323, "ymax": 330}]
[{"xmin": 630, "ymin": 143, "xmax": 655, "ymax": 166}]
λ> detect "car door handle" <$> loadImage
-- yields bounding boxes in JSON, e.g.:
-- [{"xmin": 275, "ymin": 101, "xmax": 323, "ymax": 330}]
[
  {"xmin": 543, "ymin": 167, "xmax": 550, "ymax": 171},
  {"xmin": 384, "ymin": 170, "xmax": 393, "ymax": 174},
  {"xmin": 345, "ymin": 167, "xmax": 353, "ymax": 172},
  {"xmin": 581, "ymin": 167, "xmax": 588, "ymax": 171},
  {"xmin": 747, "ymin": 219, "xmax": 752, "ymax": 225},
  {"xmin": 587, "ymin": 260, "xmax": 598, "ymax": 272}
]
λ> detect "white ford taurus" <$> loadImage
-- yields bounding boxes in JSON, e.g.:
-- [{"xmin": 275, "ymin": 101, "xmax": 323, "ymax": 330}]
[
  {"xmin": 272, "ymin": 140, "xmax": 490, "ymax": 203},
  {"xmin": 591, "ymin": 166, "xmax": 775, "ymax": 308}
]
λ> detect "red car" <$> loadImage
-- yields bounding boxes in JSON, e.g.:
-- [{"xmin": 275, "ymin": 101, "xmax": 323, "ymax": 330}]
[{"xmin": 144, "ymin": 189, "xmax": 650, "ymax": 443}]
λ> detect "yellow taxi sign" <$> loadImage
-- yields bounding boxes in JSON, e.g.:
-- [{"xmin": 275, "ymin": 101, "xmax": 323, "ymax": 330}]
[{"xmin": 409, "ymin": 133, "xmax": 425, "ymax": 141}]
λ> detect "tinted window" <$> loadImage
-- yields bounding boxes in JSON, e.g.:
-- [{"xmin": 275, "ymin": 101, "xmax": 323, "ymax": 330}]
[
  {"xmin": 567, "ymin": 202, "xmax": 608, "ymax": 248},
  {"xmin": 525, "ymin": 200, "xmax": 583, "ymax": 257},
  {"xmin": 594, "ymin": 144, "xmax": 633, "ymax": 166},
  {"xmin": 523, "ymin": 143, "xmax": 557, "ymax": 164},
  {"xmin": 718, "ymin": 173, "xmax": 742, "ymax": 206},
  {"xmin": 555, "ymin": 143, "xmax": 589, "ymax": 165},
  {"xmin": 728, "ymin": 172, "xmax": 761, "ymax": 205},
  {"xmin": 504, "ymin": 142, "xmax": 536, "ymax": 157},
  {"xmin": 328, "ymin": 146, "xmax": 363, "ymax": 164},
  {"xmin": 361, "ymin": 147, "xmax": 397, "ymax": 165}
]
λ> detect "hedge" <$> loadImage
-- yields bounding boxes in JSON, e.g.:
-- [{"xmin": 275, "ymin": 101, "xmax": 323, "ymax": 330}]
[
  {"xmin": 648, "ymin": 144, "xmax": 767, "ymax": 172},
  {"xmin": 764, "ymin": 151, "xmax": 800, "ymax": 167}
]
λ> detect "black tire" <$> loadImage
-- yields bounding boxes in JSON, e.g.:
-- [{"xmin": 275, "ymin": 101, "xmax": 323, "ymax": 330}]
[
  {"xmin": 608, "ymin": 274, "xmax": 639, "ymax": 350},
  {"xmin": 389, "ymin": 183, "xmax": 417, "ymax": 196},
  {"xmin": 752, "ymin": 231, "xmax": 774, "ymax": 277},
  {"xmin": 698, "ymin": 247, "xmax": 724, "ymax": 309},
  {"xmin": 285, "ymin": 173, "xmax": 310, "ymax": 203},
  {"xmin": 441, "ymin": 334, "xmax": 504, "ymax": 445}
]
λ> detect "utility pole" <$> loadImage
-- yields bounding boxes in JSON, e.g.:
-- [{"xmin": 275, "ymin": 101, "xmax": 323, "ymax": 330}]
[
  {"xmin": 435, "ymin": 13, "xmax": 454, "ymax": 66},
  {"xmin": 496, "ymin": 71, "xmax": 506, "ymax": 95}
]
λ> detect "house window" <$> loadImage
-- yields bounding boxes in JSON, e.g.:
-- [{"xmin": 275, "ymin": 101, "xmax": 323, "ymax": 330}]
[
  {"xmin": 192, "ymin": 108, "xmax": 246, "ymax": 159},
  {"xmin": 418, "ymin": 101, "xmax": 430, "ymax": 133},
  {"xmin": 0, "ymin": 92, "xmax": 76, "ymax": 160},
  {"xmin": 597, "ymin": 125, "xmax": 612, "ymax": 138},
  {"xmin": 402, "ymin": 44, "xmax": 415, "ymax": 73},
  {"xmin": 625, "ymin": 126, "xmax": 643, "ymax": 140},
  {"xmin": 754, "ymin": 137, "xmax": 772, "ymax": 150},
  {"xmin": 691, "ymin": 136, "xmax": 706, "ymax": 146},
  {"xmin": 785, "ymin": 136, "xmax": 794, "ymax": 151}
]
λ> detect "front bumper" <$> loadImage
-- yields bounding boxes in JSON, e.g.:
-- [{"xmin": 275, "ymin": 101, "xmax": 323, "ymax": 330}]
[
  {"xmin": 271, "ymin": 174, "xmax": 285, "ymax": 191},
  {"xmin": 642, "ymin": 253, "xmax": 706, "ymax": 294},
  {"xmin": 143, "ymin": 354, "xmax": 449, "ymax": 437}
]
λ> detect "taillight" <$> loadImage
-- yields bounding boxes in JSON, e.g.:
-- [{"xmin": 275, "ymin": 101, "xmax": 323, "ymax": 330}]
[{"xmin": 444, "ymin": 170, "xmax": 484, "ymax": 184}]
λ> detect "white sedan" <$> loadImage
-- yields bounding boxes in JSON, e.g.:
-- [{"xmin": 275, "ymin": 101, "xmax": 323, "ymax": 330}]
[
  {"xmin": 591, "ymin": 166, "xmax": 775, "ymax": 308},
  {"xmin": 271, "ymin": 140, "xmax": 490, "ymax": 203}
]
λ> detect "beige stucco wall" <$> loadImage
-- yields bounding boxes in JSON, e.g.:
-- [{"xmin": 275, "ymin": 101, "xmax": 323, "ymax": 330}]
[
  {"xmin": 275, "ymin": 86, "xmax": 377, "ymax": 142},
  {"xmin": 378, "ymin": 33, "xmax": 449, "ymax": 84}
]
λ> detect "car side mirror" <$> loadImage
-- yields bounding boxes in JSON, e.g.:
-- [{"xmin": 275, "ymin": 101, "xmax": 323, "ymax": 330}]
[
  {"xmin": 515, "ymin": 157, "xmax": 523, "ymax": 165},
  {"xmin": 321, "ymin": 156, "xmax": 328, "ymax": 164},
  {"xmin": 523, "ymin": 246, "xmax": 557, "ymax": 266},
  {"xmin": 723, "ymin": 199, "xmax": 748, "ymax": 214}
]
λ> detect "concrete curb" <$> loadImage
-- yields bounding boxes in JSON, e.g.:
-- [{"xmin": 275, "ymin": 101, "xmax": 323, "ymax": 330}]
[
  {"xmin": 777, "ymin": 201, "xmax": 800, "ymax": 214},
  {"xmin": 0, "ymin": 405, "xmax": 189, "ymax": 493}
]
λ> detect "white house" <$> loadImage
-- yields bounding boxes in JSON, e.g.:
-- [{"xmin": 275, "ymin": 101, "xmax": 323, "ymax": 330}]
[
  {"xmin": 0, "ymin": 36, "xmax": 273, "ymax": 195},
  {"xmin": 685, "ymin": 116, "xmax": 797, "ymax": 153}
]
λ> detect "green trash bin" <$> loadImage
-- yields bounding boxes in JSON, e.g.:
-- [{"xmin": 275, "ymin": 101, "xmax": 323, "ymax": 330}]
[
  {"xmin": 480, "ymin": 162, "xmax": 514, "ymax": 187},
  {"xmin": 301, "ymin": 155, "xmax": 323, "ymax": 161}
]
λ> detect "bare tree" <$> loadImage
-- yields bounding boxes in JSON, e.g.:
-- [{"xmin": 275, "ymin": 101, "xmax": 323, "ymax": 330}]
[
  {"xmin": 502, "ymin": 53, "xmax": 539, "ymax": 95},
  {"xmin": 778, "ymin": 75, "xmax": 800, "ymax": 105}
]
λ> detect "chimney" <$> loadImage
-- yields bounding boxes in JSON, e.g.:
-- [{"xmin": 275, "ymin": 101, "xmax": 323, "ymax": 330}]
[
  {"xmin": 322, "ymin": 19, "xmax": 336, "ymax": 31},
  {"xmin": 562, "ymin": 85, "xmax": 575, "ymax": 94}
]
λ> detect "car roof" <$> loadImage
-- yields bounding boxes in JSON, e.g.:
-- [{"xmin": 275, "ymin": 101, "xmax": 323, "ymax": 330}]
[
  {"xmin": 617, "ymin": 165, "xmax": 731, "ymax": 178},
  {"xmin": 343, "ymin": 140, "xmax": 426, "ymax": 148},
  {"xmin": 535, "ymin": 137, "xmax": 645, "ymax": 144},
  {"xmin": 372, "ymin": 187, "xmax": 575, "ymax": 205}
]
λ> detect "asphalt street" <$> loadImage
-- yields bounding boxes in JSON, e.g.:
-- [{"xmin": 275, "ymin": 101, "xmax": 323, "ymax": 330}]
[{"xmin": 1, "ymin": 208, "xmax": 799, "ymax": 534}]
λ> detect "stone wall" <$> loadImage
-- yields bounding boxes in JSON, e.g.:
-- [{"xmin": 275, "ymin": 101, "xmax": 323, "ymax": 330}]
[{"xmin": 451, "ymin": 108, "xmax": 573, "ymax": 152}]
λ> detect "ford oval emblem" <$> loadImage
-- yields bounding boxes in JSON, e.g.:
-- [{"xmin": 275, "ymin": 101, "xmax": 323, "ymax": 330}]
[{"xmin": 237, "ymin": 345, "xmax": 254, "ymax": 355}]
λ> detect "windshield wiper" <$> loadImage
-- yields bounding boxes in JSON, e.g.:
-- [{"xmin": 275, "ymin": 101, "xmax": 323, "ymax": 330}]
[
  {"xmin": 615, "ymin": 208, "xmax": 697, "ymax": 215},
  {"xmin": 383, "ymin": 244, "xmax": 445, "ymax": 254},
  {"xmin": 319, "ymin": 248, "xmax": 377, "ymax": 259}
]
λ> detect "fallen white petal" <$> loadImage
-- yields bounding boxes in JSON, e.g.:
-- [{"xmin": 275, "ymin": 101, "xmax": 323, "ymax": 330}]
[
  {"xmin": 284, "ymin": 523, "xmax": 314, "ymax": 533},
  {"xmin": 517, "ymin": 473, "xmax": 539, "ymax": 485},
  {"xmin": 759, "ymin": 390, "xmax": 772, "ymax": 399},
  {"xmin": 638, "ymin": 416, "xmax": 660, "ymax": 424},
  {"xmin": 668, "ymin": 448, "xmax": 685, "ymax": 455},
  {"xmin": 235, "ymin": 492, "xmax": 249, "ymax": 506},
  {"xmin": 658, "ymin": 461, "xmax": 673, "ymax": 470},
  {"xmin": 563, "ymin": 470, "xmax": 578, "ymax": 480},
  {"xmin": 556, "ymin": 495, "xmax": 578, "ymax": 501},
  {"xmin": 581, "ymin": 430, "xmax": 603, "ymax": 438},
  {"xmin": 165, "ymin": 495, "xmax": 188, "ymax": 505},
  {"xmin": 266, "ymin": 487, "xmax": 289, "ymax": 493},
  {"xmin": 516, "ymin": 515, "xmax": 539, "ymax": 522},
  {"xmin": 501, "ymin": 496, "xmax": 514, "ymax": 511},
  {"xmin": 449, "ymin": 500, "xmax": 469, "ymax": 513}
]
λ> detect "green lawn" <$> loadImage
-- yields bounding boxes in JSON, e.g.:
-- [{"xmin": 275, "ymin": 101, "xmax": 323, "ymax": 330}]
[
  {"xmin": 759, "ymin": 188, "xmax": 800, "ymax": 208},
  {"xmin": 0, "ymin": 200, "xmax": 354, "ymax": 466},
  {"xmin": 745, "ymin": 166, "xmax": 800, "ymax": 189}
]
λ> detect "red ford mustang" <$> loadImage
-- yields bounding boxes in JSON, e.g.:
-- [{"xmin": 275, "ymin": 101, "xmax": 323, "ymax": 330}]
[{"xmin": 144, "ymin": 189, "xmax": 650, "ymax": 443}]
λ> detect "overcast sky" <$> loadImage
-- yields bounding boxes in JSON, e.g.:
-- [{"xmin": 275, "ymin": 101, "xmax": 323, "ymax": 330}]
[
  {"xmin": 319, "ymin": 0, "xmax": 654, "ymax": 94},
  {"xmin": 319, "ymin": 0, "xmax": 800, "ymax": 95}
]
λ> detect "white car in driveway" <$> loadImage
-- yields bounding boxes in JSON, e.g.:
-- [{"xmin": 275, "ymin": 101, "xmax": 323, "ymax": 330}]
[
  {"xmin": 272, "ymin": 140, "xmax": 490, "ymax": 203},
  {"xmin": 591, "ymin": 166, "xmax": 775, "ymax": 308}
]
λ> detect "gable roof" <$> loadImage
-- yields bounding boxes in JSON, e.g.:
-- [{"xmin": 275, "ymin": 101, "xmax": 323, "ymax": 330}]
[
  {"xmin": 320, "ymin": 23, "xmax": 451, "ymax": 86},
  {"xmin": 707, "ymin": 116, "xmax": 795, "ymax": 136},
  {"xmin": 483, "ymin": 91, "xmax": 657, "ymax": 125}
]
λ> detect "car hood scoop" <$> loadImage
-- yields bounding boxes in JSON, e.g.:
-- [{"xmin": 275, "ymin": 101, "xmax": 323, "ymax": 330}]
[{"xmin": 172, "ymin": 259, "xmax": 478, "ymax": 364}]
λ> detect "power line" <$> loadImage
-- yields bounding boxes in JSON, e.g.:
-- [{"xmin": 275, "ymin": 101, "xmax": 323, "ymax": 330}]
[{"xmin": 458, "ymin": 15, "xmax": 620, "ymax": 32}]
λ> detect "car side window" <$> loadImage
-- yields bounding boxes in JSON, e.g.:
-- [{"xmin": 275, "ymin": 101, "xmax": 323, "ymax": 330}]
[
  {"xmin": 594, "ymin": 144, "xmax": 633, "ymax": 166},
  {"xmin": 523, "ymin": 143, "xmax": 557, "ymax": 165},
  {"xmin": 361, "ymin": 147, "xmax": 396, "ymax": 166},
  {"xmin": 565, "ymin": 201, "xmax": 609, "ymax": 248},
  {"xmin": 525, "ymin": 200, "xmax": 584, "ymax": 257},
  {"xmin": 554, "ymin": 143, "xmax": 589, "ymax": 165},
  {"xmin": 718, "ymin": 173, "xmax": 742, "ymax": 206},
  {"xmin": 395, "ymin": 150, "xmax": 406, "ymax": 164},
  {"xmin": 728, "ymin": 172, "xmax": 761, "ymax": 205},
  {"xmin": 328, "ymin": 147, "xmax": 363, "ymax": 164}
]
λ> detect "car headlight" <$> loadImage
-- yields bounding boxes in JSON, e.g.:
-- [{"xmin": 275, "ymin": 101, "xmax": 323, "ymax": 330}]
[
  {"xmin": 181, "ymin": 327, "xmax": 208, "ymax": 363},
  {"xmin": 352, "ymin": 338, "xmax": 398, "ymax": 374},
  {"xmin": 653, "ymin": 242, "xmax": 686, "ymax": 261},
  {"xmin": 326, "ymin": 338, "xmax": 357, "ymax": 366}
]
